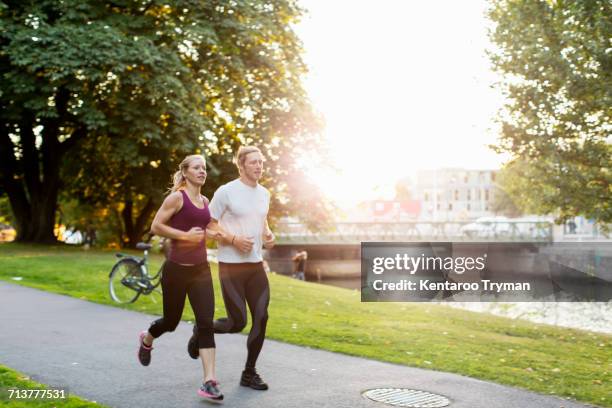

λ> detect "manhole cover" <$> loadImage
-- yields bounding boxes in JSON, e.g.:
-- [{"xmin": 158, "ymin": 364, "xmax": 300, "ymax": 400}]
[{"xmin": 362, "ymin": 388, "xmax": 450, "ymax": 408}]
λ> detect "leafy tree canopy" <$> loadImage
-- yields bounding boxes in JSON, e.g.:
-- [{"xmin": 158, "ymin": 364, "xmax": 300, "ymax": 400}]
[
  {"xmin": 488, "ymin": 0, "xmax": 611, "ymax": 226},
  {"xmin": 1, "ymin": 0, "xmax": 330, "ymax": 245}
]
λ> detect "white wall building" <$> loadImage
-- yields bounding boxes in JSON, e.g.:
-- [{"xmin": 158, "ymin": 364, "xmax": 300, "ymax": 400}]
[{"xmin": 412, "ymin": 168, "xmax": 499, "ymax": 221}]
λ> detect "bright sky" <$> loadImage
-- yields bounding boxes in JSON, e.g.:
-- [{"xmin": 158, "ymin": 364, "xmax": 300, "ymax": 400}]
[{"xmin": 295, "ymin": 0, "xmax": 509, "ymax": 208}]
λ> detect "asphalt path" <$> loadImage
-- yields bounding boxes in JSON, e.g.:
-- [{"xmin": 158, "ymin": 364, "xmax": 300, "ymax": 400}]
[{"xmin": 0, "ymin": 281, "xmax": 593, "ymax": 408}]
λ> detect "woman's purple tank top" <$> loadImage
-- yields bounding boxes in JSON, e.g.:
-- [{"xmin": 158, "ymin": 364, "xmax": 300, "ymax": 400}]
[{"xmin": 168, "ymin": 190, "xmax": 211, "ymax": 265}]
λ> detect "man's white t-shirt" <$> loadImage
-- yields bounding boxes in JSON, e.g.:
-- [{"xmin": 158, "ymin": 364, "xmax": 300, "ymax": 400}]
[{"xmin": 209, "ymin": 178, "xmax": 270, "ymax": 263}]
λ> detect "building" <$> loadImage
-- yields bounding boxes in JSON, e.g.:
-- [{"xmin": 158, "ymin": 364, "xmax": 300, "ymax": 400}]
[{"xmin": 412, "ymin": 168, "xmax": 499, "ymax": 221}]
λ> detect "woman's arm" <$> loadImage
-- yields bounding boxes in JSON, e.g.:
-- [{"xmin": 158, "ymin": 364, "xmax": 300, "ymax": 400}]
[
  {"xmin": 206, "ymin": 218, "xmax": 237, "ymax": 245},
  {"xmin": 206, "ymin": 218, "xmax": 255, "ymax": 253}
]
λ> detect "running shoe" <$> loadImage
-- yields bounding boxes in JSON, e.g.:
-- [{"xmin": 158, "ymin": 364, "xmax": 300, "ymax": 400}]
[
  {"xmin": 240, "ymin": 369, "xmax": 269, "ymax": 390},
  {"xmin": 187, "ymin": 326, "xmax": 199, "ymax": 360},
  {"xmin": 137, "ymin": 331, "xmax": 153, "ymax": 366},
  {"xmin": 198, "ymin": 380, "xmax": 224, "ymax": 402}
]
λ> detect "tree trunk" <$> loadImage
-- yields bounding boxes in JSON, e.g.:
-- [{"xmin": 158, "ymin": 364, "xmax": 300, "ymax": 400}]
[
  {"xmin": 121, "ymin": 199, "xmax": 134, "ymax": 248},
  {"xmin": 121, "ymin": 197, "xmax": 157, "ymax": 248},
  {"xmin": 0, "ymin": 87, "xmax": 84, "ymax": 243},
  {"xmin": 12, "ymin": 157, "xmax": 61, "ymax": 243}
]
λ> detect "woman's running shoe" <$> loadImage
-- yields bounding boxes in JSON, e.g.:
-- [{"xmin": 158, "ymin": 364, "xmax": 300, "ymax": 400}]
[
  {"xmin": 137, "ymin": 331, "xmax": 153, "ymax": 366},
  {"xmin": 198, "ymin": 380, "xmax": 224, "ymax": 402}
]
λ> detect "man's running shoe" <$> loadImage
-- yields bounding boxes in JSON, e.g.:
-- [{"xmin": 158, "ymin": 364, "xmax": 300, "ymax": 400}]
[
  {"xmin": 240, "ymin": 369, "xmax": 268, "ymax": 390},
  {"xmin": 198, "ymin": 380, "xmax": 224, "ymax": 402},
  {"xmin": 187, "ymin": 326, "xmax": 199, "ymax": 360},
  {"xmin": 137, "ymin": 331, "xmax": 153, "ymax": 366}
]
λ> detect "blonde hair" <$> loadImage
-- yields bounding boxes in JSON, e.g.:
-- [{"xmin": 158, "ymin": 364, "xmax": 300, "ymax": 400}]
[
  {"xmin": 169, "ymin": 154, "xmax": 206, "ymax": 193},
  {"xmin": 234, "ymin": 146, "xmax": 262, "ymax": 173}
]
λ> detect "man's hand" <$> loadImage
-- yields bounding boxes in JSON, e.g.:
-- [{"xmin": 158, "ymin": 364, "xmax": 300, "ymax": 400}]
[
  {"xmin": 233, "ymin": 235, "xmax": 254, "ymax": 253},
  {"xmin": 263, "ymin": 230, "xmax": 275, "ymax": 249},
  {"xmin": 183, "ymin": 227, "xmax": 205, "ymax": 243},
  {"xmin": 206, "ymin": 228, "xmax": 222, "ymax": 240}
]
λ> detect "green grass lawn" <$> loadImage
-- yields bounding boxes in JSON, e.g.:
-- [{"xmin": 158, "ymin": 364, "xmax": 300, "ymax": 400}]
[
  {"xmin": 0, "ymin": 243, "xmax": 610, "ymax": 407},
  {"xmin": 0, "ymin": 364, "xmax": 105, "ymax": 407}
]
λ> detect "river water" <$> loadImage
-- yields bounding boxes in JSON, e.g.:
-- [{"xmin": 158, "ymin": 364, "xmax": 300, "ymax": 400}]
[{"xmin": 316, "ymin": 277, "xmax": 612, "ymax": 335}]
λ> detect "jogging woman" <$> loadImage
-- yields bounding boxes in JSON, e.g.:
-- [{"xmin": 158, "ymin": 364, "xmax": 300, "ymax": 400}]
[{"xmin": 137, "ymin": 154, "xmax": 223, "ymax": 402}]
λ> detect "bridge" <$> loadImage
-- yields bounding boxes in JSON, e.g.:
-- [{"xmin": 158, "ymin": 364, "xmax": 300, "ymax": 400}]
[
  {"xmin": 268, "ymin": 220, "xmax": 554, "ymax": 279},
  {"xmin": 274, "ymin": 220, "xmax": 553, "ymax": 245}
]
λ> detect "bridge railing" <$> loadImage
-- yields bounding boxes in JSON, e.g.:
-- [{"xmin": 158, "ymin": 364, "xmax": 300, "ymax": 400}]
[{"xmin": 274, "ymin": 221, "xmax": 553, "ymax": 244}]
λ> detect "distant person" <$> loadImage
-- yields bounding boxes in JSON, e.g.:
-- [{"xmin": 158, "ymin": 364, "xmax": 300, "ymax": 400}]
[
  {"xmin": 188, "ymin": 146, "xmax": 275, "ymax": 391},
  {"xmin": 292, "ymin": 250, "xmax": 308, "ymax": 280},
  {"xmin": 137, "ymin": 154, "xmax": 223, "ymax": 402},
  {"xmin": 85, "ymin": 223, "xmax": 96, "ymax": 246}
]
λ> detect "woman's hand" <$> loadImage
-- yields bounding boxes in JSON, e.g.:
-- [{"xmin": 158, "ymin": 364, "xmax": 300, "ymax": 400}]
[
  {"xmin": 183, "ymin": 227, "xmax": 205, "ymax": 243},
  {"xmin": 206, "ymin": 228, "xmax": 222, "ymax": 240}
]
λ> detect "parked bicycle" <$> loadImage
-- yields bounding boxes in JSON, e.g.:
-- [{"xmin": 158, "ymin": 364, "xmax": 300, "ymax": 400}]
[{"xmin": 109, "ymin": 242, "xmax": 163, "ymax": 304}]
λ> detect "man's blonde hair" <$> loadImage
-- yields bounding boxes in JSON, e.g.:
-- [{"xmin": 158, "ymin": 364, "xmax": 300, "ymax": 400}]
[{"xmin": 234, "ymin": 146, "xmax": 263, "ymax": 171}]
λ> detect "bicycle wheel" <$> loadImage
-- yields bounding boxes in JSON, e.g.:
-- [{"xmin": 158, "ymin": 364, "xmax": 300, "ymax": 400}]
[{"xmin": 109, "ymin": 258, "xmax": 143, "ymax": 303}]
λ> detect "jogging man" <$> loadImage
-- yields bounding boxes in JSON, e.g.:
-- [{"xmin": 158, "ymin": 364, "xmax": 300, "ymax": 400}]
[{"xmin": 188, "ymin": 145, "xmax": 275, "ymax": 390}]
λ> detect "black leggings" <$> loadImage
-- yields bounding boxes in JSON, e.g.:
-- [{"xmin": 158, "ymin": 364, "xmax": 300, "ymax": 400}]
[
  {"xmin": 205, "ymin": 262, "xmax": 270, "ymax": 369},
  {"xmin": 149, "ymin": 260, "xmax": 215, "ymax": 349}
]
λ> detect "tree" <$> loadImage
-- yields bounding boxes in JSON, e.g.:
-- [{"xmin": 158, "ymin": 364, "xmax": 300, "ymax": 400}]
[
  {"xmin": 60, "ymin": 133, "xmax": 173, "ymax": 247},
  {"xmin": 489, "ymin": 172, "xmax": 524, "ymax": 218},
  {"xmin": 488, "ymin": 0, "xmax": 611, "ymax": 226},
  {"xmin": 1, "ymin": 0, "xmax": 329, "ymax": 245}
]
